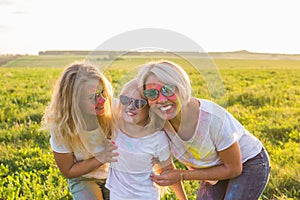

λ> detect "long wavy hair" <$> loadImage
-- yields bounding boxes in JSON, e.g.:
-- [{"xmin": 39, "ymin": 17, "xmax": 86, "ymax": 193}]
[{"xmin": 42, "ymin": 63, "xmax": 116, "ymax": 156}]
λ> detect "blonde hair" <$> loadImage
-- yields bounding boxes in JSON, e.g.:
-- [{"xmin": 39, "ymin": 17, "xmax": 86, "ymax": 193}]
[
  {"xmin": 42, "ymin": 63, "xmax": 116, "ymax": 155},
  {"xmin": 137, "ymin": 60, "xmax": 192, "ymax": 105},
  {"xmin": 118, "ymin": 79, "xmax": 164, "ymax": 132},
  {"xmin": 118, "ymin": 79, "xmax": 167, "ymax": 196}
]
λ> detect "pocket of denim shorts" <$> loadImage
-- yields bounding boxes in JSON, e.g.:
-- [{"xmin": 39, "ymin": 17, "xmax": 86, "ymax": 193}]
[
  {"xmin": 68, "ymin": 177, "xmax": 85, "ymax": 193},
  {"xmin": 243, "ymin": 150, "xmax": 269, "ymax": 169},
  {"xmin": 243, "ymin": 152, "xmax": 265, "ymax": 167}
]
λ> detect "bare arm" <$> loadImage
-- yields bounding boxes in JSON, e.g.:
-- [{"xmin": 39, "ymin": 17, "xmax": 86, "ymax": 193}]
[
  {"xmin": 151, "ymin": 142, "xmax": 242, "ymax": 186},
  {"xmin": 53, "ymin": 151, "xmax": 102, "ymax": 179},
  {"xmin": 153, "ymin": 157, "xmax": 187, "ymax": 200},
  {"xmin": 53, "ymin": 140, "xmax": 118, "ymax": 179},
  {"xmin": 184, "ymin": 141, "xmax": 242, "ymax": 180},
  {"xmin": 165, "ymin": 162, "xmax": 187, "ymax": 200}
]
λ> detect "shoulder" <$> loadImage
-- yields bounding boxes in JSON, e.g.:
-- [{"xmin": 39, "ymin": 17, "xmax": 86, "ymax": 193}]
[
  {"xmin": 147, "ymin": 131, "xmax": 168, "ymax": 143},
  {"xmin": 148, "ymin": 130, "xmax": 167, "ymax": 138},
  {"xmin": 198, "ymin": 99, "xmax": 227, "ymax": 119},
  {"xmin": 50, "ymin": 135, "xmax": 71, "ymax": 153}
]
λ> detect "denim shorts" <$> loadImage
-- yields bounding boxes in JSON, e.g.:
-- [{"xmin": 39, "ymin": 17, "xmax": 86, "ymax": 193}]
[
  {"xmin": 68, "ymin": 177, "xmax": 110, "ymax": 200},
  {"xmin": 196, "ymin": 148, "xmax": 271, "ymax": 200}
]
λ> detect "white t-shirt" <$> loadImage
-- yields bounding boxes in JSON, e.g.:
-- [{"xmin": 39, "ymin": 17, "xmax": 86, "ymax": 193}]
[
  {"xmin": 105, "ymin": 129, "xmax": 170, "ymax": 200},
  {"xmin": 164, "ymin": 99, "xmax": 262, "ymax": 169},
  {"xmin": 50, "ymin": 127, "xmax": 109, "ymax": 179}
]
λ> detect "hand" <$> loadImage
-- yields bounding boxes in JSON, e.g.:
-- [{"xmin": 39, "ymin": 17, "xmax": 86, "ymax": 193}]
[
  {"xmin": 150, "ymin": 169, "xmax": 181, "ymax": 186},
  {"xmin": 151, "ymin": 156, "xmax": 159, "ymax": 165},
  {"xmin": 95, "ymin": 140, "xmax": 118, "ymax": 164}
]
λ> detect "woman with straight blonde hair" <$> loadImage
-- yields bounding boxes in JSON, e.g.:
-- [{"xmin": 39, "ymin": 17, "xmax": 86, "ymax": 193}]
[
  {"xmin": 137, "ymin": 60, "xmax": 270, "ymax": 200},
  {"xmin": 42, "ymin": 63, "xmax": 118, "ymax": 200}
]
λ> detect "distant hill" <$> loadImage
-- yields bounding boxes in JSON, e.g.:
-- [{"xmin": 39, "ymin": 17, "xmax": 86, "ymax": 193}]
[
  {"xmin": 208, "ymin": 50, "xmax": 300, "ymax": 60},
  {"xmin": 38, "ymin": 50, "xmax": 300, "ymax": 60},
  {"xmin": 0, "ymin": 55, "xmax": 21, "ymax": 66}
]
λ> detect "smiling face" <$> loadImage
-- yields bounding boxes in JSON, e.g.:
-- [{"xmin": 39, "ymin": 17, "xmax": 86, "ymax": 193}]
[
  {"xmin": 79, "ymin": 78, "xmax": 106, "ymax": 116},
  {"xmin": 120, "ymin": 83, "xmax": 149, "ymax": 126},
  {"xmin": 144, "ymin": 74, "xmax": 182, "ymax": 120}
]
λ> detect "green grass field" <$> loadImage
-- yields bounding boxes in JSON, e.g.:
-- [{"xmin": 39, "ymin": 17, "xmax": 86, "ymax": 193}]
[{"xmin": 0, "ymin": 55, "xmax": 299, "ymax": 199}]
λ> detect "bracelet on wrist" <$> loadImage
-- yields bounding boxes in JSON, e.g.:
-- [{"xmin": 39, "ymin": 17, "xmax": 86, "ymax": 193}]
[{"xmin": 179, "ymin": 169, "xmax": 184, "ymax": 182}]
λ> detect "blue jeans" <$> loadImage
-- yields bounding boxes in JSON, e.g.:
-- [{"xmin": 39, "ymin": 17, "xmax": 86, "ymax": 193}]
[
  {"xmin": 68, "ymin": 177, "xmax": 110, "ymax": 200},
  {"xmin": 196, "ymin": 148, "xmax": 270, "ymax": 200}
]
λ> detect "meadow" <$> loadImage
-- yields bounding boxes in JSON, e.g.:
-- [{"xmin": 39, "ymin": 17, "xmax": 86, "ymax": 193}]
[{"xmin": 0, "ymin": 55, "xmax": 299, "ymax": 199}]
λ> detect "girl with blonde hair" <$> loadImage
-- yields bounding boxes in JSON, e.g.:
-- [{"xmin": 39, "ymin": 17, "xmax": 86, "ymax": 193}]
[
  {"xmin": 105, "ymin": 79, "xmax": 187, "ymax": 200},
  {"xmin": 43, "ymin": 63, "xmax": 118, "ymax": 200}
]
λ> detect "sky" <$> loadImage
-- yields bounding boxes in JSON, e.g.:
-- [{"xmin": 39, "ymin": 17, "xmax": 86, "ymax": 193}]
[{"xmin": 1, "ymin": 0, "xmax": 300, "ymax": 55}]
